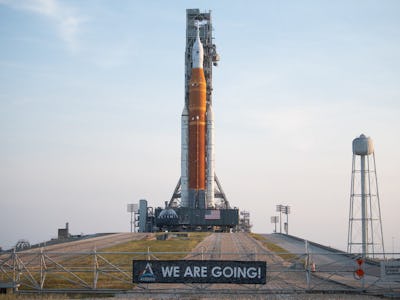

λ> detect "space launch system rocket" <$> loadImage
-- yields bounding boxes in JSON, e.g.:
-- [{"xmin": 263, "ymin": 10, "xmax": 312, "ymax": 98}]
[
  {"xmin": 181, "ymin": 24, "xmax": 215, "ymax": 209},
  {"xmin": 167, "ymin": 9, "xmax": 232, "ymax": 216},
  {"xmin": 161, "ymin": 10, "xmax": 236, "ymax": 233}
]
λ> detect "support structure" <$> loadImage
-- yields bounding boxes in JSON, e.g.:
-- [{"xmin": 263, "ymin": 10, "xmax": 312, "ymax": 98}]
[{"xmin": 347, "ymin": 134, "xmax": 385, "ymax": 259}]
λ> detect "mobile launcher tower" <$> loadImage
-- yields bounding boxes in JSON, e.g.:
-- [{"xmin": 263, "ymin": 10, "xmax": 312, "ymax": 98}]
[{"xmin": 155, "ymin": 9, "xmax": 239, "ymax": 232}]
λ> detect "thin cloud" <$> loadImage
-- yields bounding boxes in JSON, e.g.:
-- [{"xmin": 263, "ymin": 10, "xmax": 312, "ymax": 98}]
[
  {"xmin": 0, "ymin": 0, "xmax": 84, "ymax": 53},
  {"xmin": 246, "ymin": 107, "xmax": 318, "ymax": 153}
]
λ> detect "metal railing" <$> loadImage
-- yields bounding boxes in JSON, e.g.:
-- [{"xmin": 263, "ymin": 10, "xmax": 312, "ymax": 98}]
[{"xmin": 0, "ymin": 248, "xmax": 399, "ymax": 296}]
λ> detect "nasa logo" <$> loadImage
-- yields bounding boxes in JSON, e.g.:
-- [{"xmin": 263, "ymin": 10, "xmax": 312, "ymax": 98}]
[{"xmin": 138, "ymin": 263, "xmax": 156, "ymax": 282}]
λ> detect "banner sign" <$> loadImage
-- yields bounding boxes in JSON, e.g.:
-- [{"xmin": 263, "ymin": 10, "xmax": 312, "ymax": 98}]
[
  {"xmin": 381, "ymin": 261, "xmax": 400, "ymax": 281},
  {"xmin": 133, "ymin": 260, "xmax": 266, "ymax": 284}
]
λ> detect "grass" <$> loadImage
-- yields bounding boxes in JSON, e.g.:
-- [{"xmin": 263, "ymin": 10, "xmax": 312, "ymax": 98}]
[
  {"xmin": 250, "ymin": 233, "xmax": 297, "ymax": 261},
  {"xmin": 0, "ymin": 232, "xmax": 210, "ymax": 291},
  {"xmin": 102, "ymin": 232, "xmax": 208, "ymax": 258}
]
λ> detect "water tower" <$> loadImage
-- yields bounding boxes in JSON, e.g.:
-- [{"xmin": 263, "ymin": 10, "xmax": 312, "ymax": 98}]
[{"xmin": 347, "ymin": 134, "xmax": 385, "ymax": 258}]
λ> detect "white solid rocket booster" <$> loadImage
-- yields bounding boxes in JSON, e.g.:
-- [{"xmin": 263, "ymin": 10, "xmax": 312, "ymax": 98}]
[
  {"xmin": 206, "ymin": 104, "xmax": 215, "ymax": 208},
  {"xmin": 181, "ymin": 105, "xmax": 189, "ymax": 207}
]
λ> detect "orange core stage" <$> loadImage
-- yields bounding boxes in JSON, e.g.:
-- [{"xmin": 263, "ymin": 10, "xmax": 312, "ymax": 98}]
[{"xmin": 188, "ymin": 67, "xmax": 207, "ymax": 191}]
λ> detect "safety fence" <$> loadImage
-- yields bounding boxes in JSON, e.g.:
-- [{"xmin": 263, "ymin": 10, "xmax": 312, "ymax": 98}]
[{"xmin": 0, "ymin": 248, "xmax": 399, "ymax": 297}]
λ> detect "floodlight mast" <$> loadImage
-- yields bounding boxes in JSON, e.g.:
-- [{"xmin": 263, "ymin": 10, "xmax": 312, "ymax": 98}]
[
  {"xmin": 276, "ymin": 205, "xmax": 283, "ymax": 233},
  {"xmin": 271, "ymin": 216, "xmax": 279, "ymax": 233},
  {"xmin": 276, "ymin": 204, "xmax": 291, "ymax": 234},
  {"xmin": 127, "ymin": 203, "xmax": 138, "ymax": 233}
]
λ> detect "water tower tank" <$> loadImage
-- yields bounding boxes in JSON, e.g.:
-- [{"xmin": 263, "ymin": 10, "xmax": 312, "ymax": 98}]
[{"xmin": 352, "ymin": 134, "xmax": 374, "ymax": 156}]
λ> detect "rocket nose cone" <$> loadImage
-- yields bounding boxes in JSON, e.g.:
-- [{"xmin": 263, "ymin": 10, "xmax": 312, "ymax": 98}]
[{"xmin": 192, "ymin": 25, "xmax": 204, "ymax": 69}]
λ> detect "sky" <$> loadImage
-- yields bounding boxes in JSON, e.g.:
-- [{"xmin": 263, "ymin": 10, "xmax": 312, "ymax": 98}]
[{"xmin": 0, "ymin": 0, "xmax": 399, "ymax": 253}]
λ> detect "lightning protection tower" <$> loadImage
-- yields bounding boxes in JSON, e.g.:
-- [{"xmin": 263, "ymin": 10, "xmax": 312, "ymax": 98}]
[{"xmin": 347, "ymin": 134, "xmax": 385, "ymax": 259}]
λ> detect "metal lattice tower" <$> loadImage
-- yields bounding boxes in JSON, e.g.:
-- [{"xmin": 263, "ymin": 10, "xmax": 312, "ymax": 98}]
[
  {"xmin": 169, "ymin": 9, "xmax": 229, "ymax": 209},
  {"xmin": 347, "ymin": 134, "xmax": 385, "ymax": 259}
]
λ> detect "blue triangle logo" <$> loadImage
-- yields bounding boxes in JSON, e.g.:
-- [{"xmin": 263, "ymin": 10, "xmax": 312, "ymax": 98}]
[{"xmin": 139, "ymin": 262, "xmax": 156, "ymax": 282}]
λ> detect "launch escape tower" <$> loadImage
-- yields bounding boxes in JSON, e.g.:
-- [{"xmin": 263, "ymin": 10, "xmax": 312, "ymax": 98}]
[
  {"xmin": 169, "ymin": 9, "xmax": 230, "ymax": 210},
  {"xmin": 347, "ymin": 134, "xmax": 385, "ymax": 259}
]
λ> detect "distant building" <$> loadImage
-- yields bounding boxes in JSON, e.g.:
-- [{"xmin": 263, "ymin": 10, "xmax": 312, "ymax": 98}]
[{"xmin": 58, "ymin": 222, "xmax": 70, "ymax": 240}]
